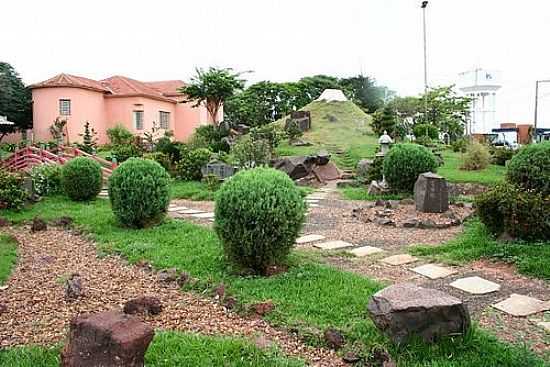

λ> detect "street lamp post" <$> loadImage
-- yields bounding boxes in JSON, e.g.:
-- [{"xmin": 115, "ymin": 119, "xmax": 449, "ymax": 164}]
[{"xmin": 421, "ymin": 1, "xmax": 429, "ymax": 135}]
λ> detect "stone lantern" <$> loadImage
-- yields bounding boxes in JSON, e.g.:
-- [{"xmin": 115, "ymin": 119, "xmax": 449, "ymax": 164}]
[{"xmin": 378, "ymin": 130, "xmax": 393, "ymax": 155}]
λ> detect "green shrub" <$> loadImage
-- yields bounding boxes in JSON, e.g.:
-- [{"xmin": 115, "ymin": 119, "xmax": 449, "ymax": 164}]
[
  {"xmin": 284, "ymin": 120, "xmax": 303, "ymax": 142},
  {"xmin": 451, "ymin": 137, "xmax": 469, "ymax": 153},
  {"xmin": 231, "ymin": 136, "xmax": 272, "ymax": 169},
  {"xmin": 489, "ymin": 147, "xmax": 516, "ymax": 166},
  {"xmin": 476, "ymin": 183, "xmax": 549, "ymax": 241},
  {"xmin": 188, "ymin": 125, "xmax": 230, "ymax": 152},
  {"xmin": 506, "ymin": 141, "xmax": 550, "ymax": 195},
  {"xmin": 383, "ymin": 144, "xmax": 437, "ymax": 193},
  {"xmin": 202, "ymin": 173, "xmax": 221, "ymax": 191},
  {"xmin": 107, "ymin": 124, "xmax": 134, "ymax": 146},
  {"xmin": 413, "ymin": 124, "xmax": 439, "ymax": 140},
  {"xmin": 30, "ymin": 164, "xmax": 63, "ymax": 197},
  {"xmin": 250, "ymin": 124, "xmax": 284, "ymax": 150},
  {"xmin": 155, "ymin": 137, "xmax": 182, "ymax": 162},
  {"xmin": 108, "ymin": 158, "xmax": 170, "ymax": 228},
  {"xmin": 175, "ymin": 146, "xmax": 212, "ymax": 181},
  {"xmin": 461, "ymin": 142, "xmax": 490, "ymax": 171},
  {"xmin": 143, "ymin": 152, "xmax": 172, "ymax": 172},
  {"xmin": 61, "ymin": 157, "xmax": 102, "ymax": 201},
  {"xmin": 0, "ymin": 169, "xmax": 27, "ymax": 210},
  {"xmin": 414, "ymin": 135, "xmax": 435, "ymax": 147},
  {"xmin": 112, "ymin": 144, "xmax": 143, "ymax": 163},
  {"xmin": 214, "ymin": 167, "xmax": 306, "ymax": 274}
]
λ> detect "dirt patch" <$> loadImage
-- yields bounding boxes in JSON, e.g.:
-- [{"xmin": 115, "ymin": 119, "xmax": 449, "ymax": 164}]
[{"xmin": 0, "ymin": 227, "xmax": 343, "ymax": 366}]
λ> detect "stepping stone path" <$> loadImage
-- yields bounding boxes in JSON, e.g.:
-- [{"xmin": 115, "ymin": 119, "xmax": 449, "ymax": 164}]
[
  {"xmin": 313, "ymin": 240, "xmax": 353, "ymax": 250},
  {"xmin": 380, "ymin": 254, "xmax": 418, "ymax": 266},
  {"xmin": 178, "ymin": 209, "xmax": 204, "ymax": 215},
  {"xmin": 411, "ymin": 264, "xmax": 457, "ymax": 279},
  {"xmin": 492, "ymin": 294, "xmax": 550, "ymax": 317},
  {"xmin": 191, "ymin": 212, "xmax": 215, "ymax": 219},
  {"xmin": 537, "ymin": 322, "xmax": 550, "ymax": 332},
  {"xmin": 450, "ymin": 276, "xmax": 500, "ymax": 295},
  {"xmin": 98, "ymin": 190, "xmax": 109, "ymax": 199},
  {"xmin": 296, "ymin": 234, "xmax": 325, "ymax": 244},
  {"xmin": 348, "ymin": 246, "xmax": 384, "ymax": 257}
]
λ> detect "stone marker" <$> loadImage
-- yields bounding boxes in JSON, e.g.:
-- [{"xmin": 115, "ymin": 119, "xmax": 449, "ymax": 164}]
[
  {"xmin": 414, "ymin": 172, "xmax": 449, "ymax": 213},
  {"xmin": 411, "ymin": 264, "xmax": 457, "ymax": 279},
  {"xmin": 492, "ymin": 294, "xmax": 550, "ymax": 317},
  {"xmin": 61, "ymin": 310, "xmax": 154, "ymax": 367},
  {"xmin": 314, "ymin": 240, "xmax": 353, "ymax": 250},
  {"xmin": 380, "ymin": 254, "xmax": 418, "ymax": 266},
  {"xmin": 296, "ymin": 234, "xmax": 325, "ymax": 244},
  {"xmin": 367, "ymin": 283, "xmax": 470, "ymax": 344},
  {"xmin": 348, "ymin": 246, "xmax": 384, "ymax": 257},
  {"xmin": 450, "ymin": 276, "xmax": 500, "ymax": 295}
]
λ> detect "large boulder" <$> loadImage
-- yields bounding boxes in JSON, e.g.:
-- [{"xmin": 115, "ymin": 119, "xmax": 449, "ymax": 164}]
[
  {"xmin": 414, "ymin": 172, "xmax": 449, "ymax": 213},
  {"xmin": 356, "ymin": 159, "xmax": 373, "ymax": 178},
  {"xmin": 367, "ymin": 283, "xmax": 470, "ymax": 345},
  {"xmin": 271, "ymin": 156, "xmax": 317, "ymax": 180},
  {"xmin": 61, "ymin": 310, "xmax": 154, "ymax": 367}
]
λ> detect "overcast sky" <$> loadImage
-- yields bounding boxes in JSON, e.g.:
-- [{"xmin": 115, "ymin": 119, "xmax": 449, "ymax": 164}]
[{"xmin": 3, "ymin": 0, "xmax": 550, "ymax": 125}]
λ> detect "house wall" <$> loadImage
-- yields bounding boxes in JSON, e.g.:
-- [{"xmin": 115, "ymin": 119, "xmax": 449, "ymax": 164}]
[
  {"xmin": 32, "ymin": 87, "xmax": 107, "ymax": 144},
  {"xmin": 104, "ymin": 96, "xmax": 176, "ymax": 141},
  {"xmin": 172, "ymin": 97, "xmax": 222, "ymax": 141}
]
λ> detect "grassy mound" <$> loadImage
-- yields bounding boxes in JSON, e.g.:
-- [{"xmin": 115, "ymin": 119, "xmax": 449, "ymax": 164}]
[{"xmin": 276, "ymin": 100, "xmax": 377, "ymax": 170}]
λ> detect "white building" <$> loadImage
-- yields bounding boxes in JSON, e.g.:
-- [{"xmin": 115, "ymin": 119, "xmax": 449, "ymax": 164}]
[{"xmin": 458, "ymin": 69, "xmax": 502, "ymax": 134}]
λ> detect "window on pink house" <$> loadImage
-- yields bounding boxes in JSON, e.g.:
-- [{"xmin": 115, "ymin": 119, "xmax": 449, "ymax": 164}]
[
  {"xmin": 159, "ymin": 111, "xmax": 170, "ymax": 129},
  {"xmin": 59, "ymin": 99, "xmax": 71, "ymax": 115},
  {"xmin": 133, "ymin": 110, "xmax": 144, "ymax": 130}
]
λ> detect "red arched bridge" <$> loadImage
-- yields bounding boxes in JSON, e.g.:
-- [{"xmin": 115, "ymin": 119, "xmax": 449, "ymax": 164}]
[{"xmin": 1, "ymin": 146, "xmax": 115, "ymax": 179}]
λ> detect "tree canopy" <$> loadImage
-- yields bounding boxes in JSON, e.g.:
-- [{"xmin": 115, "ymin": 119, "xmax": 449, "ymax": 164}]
[
  {"xmin": 179, "ymin": 67, "xmax": 246, "ymax": 125},
  {"xmin": 0, "ymin": 62, "xmax": 32, "ymax": 141}
]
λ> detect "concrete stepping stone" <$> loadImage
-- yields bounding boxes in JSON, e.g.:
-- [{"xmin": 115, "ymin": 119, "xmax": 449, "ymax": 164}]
[
  {"xmin": 348, "ymin": 246, "xmax": 384, "ymax": 257},
  {"xmin": 191, "ymin": 212, "xmax": 215, "ymax": 219},
  {"xmin": 318, "ymin": 188, "xmax": 335, "ymax": 193},
  {"xmin": 308, "ymin": 204, "xmax": 320, "ymax": 208},
  {"xmin": 178, "ymin": 209, "xmax": 204, "ymax": 215},
  {"xmin": 450, "ymin": 276, "xmax": 501, "ymax": 295},
  {"xmin": 307, "ymin": 194, "xmax": 327, "ymax": 200},
  {"xmin": 380, "ymin": 254, "xmax": 418, "ymax": 266},
  {"xmin": 537, "ymin": 321, "xmax": 550, "ymax": 332},
  {"xmin": 168, "ymin": 206, "xmax": 188, "ymax": 212},
  {"xmin": 296, "ymin": 234, "xmax": 326, "ymax": 244},
  {"xmin": 492, "ymin": 294, "xmax": 550, "ymax": 317},
  {"xmin": 314, "ymin": 240, "xmax": 353, "ymax": 250},
  {"xmin": 411, "ymin": 264, "xmax": 457, "ymax": 279}
]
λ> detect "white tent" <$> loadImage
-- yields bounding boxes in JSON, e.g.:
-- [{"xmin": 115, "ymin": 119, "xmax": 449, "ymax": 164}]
[{"xmin": 315, "ymin": 89, "xmax": 348, "ymax": 102}]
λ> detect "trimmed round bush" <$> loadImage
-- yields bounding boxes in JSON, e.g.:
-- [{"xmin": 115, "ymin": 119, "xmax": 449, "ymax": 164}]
[
  {"xmin": 108, "ymin": 158, "xmax": 170, "ymax": 228},
  {"xmin": 476, "ymin": 183, "xmax": 549, "ymax": 241},
  {"xmin": 62, "ymin": 157, "xmax": 103, "ymax": 201},
  {"xmin": 506, "ymin": 141, "xmax": 550, "ymax": 195},
  {"xmin": 383, "ymin": 144, "xmax": 438, "ymax": 193},
  {"xmin": 461, "ymin": 142, "xmax": 490, "ymax": 171},
  {"xmin": 214, "ymin": 167, "xmax": 306, "ymax": 274}
]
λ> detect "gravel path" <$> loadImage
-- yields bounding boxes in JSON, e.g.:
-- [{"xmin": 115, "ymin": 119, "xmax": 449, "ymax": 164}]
[{"xmin": 0, "ymin": 227, "xmax": 343, "ymax": 366}]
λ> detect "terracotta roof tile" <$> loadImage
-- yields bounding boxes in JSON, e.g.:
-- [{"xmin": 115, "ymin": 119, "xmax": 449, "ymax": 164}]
[
  {"xmin": 30, "ymin": 73, "xmax": 109, "ymax": 92},
  {"xmin": 145, "ymin": 80, "xmax": 185, "ymax": 97}
]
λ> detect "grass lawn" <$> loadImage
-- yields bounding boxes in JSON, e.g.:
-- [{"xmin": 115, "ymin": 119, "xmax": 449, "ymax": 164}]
[
  {"xmin": 411, "ymin": 219, "xmax": 550, "ymax": 280},
  {"xmin": 1, "ymin": 197, "xmax": 547, "ymax": 366},
  {"xmin": 0, "ymin": 234, "xmax": 17, "ymax": 284},
  {"xmin": 170, "ymin": 180, "xmax": 216, "ymax": 201},
  {"xmin": 0, "ymin": 331, "xmax": 304, "ymax": 367},
  {"xmin": 437, "ymin": 150, "xmax": 506, "ymax": 186}
]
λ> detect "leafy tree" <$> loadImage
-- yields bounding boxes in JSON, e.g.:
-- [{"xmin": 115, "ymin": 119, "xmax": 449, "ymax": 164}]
[
  {"xmin": 0, "ymin": 62, "xmax": 32, "ymax": 142},
  {"xmin": 372, "ymin": 105, "xmax": 398, "ymax": 136},
  {"xmin": 340, "ymin": 75, "xmax": 393, "ymax": 113},
  {"xmin": 179, "ymin": 67, "xmax": 245, "ymax": 125}
]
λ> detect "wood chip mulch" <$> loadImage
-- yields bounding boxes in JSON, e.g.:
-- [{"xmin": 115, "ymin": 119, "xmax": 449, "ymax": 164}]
[{"xmin": 0, "ymin": 227, "xmax": 344, "ymax": 366}]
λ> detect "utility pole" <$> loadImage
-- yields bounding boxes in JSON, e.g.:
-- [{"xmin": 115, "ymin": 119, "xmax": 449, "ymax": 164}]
[
  {"xmin": 534, "ymin": 79, "xmax": 550, "ymax": 143},
  {"xmin": 421, "ymin": 1, "xmax": 429, "ymax": 135}
]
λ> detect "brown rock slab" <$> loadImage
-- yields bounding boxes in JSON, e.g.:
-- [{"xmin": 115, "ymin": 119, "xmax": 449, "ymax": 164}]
[
  {"xmin": 324, "ymin": 328, "xmax": 345, "ymax": 350},
  {"xmin": 414, "ymin": 172, "xmax": 449, "ymax": 213},
  {"xmin": 492, "ymin": 294, "xmax": 550, "ymax": 317},
  {"xmin": 123, "ymin": 296, "xmax": 162, "ymax": 315},
  {"xmin": 61, "ymin": 310, "xmax": 154, "ymax": 367},
  {"xmin": 367, "ymin": 283, "xmax": 470, "ymax": 344}
]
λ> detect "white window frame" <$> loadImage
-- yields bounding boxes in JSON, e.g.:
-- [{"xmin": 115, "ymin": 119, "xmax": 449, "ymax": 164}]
[
  {"xmin": 59, "ymin": 99, "xmax": 71, "ymax": 115},
  {"xmin": 159, "ymin": 111, "xmax": 170, "ymax": 130},
  {"xmin": 133, "ymin": 110, "xmax": 144, "ymax": 130}
]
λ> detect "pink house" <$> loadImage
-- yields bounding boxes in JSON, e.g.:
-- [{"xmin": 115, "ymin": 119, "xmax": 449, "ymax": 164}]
[{"xmin": 30, "ymin": 73, "xmax": 219, "ymax": 145}]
